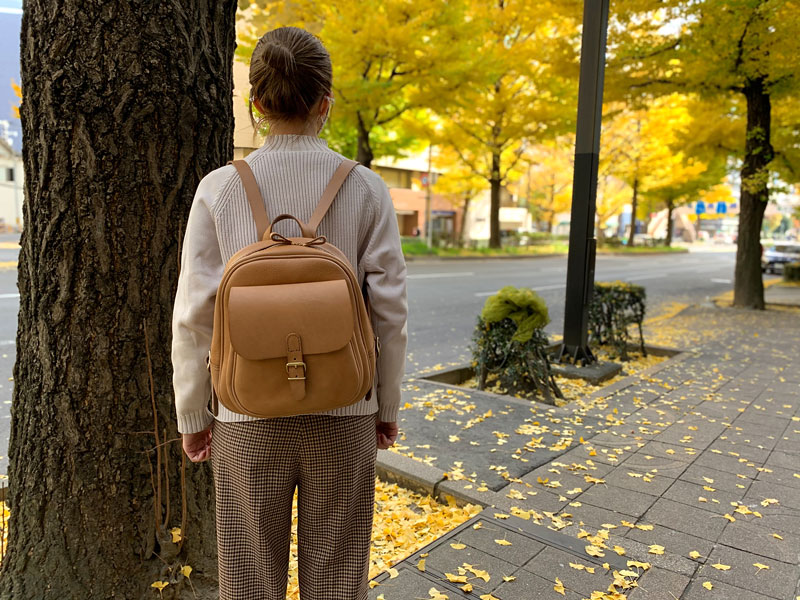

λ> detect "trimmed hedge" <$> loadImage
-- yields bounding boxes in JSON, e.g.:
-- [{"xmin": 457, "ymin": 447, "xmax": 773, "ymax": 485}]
[
  {"xmin": 588, "ymin": 281, "xmax": 647, "ymax": 360},
  {"xmin": 784, "ymin": 262, "xmax": 800, "ymax": 282},
  {"xmin": 472, "ymin": 286, "xmax": 563, "ymax": 405}
]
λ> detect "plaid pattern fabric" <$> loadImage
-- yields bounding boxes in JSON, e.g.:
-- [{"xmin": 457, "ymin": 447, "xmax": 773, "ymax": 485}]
[{"xmin": 211, "ymin": 414, "xmax": 377, "ymax": 600}]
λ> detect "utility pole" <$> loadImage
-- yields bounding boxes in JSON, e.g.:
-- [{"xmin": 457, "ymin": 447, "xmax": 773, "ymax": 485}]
[{"xmin": 558, "ymin": 0, "xmax": 610, "ymax": 365}]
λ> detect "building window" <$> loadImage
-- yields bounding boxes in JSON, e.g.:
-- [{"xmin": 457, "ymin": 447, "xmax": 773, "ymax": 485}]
[{"xmin": 6, "ymin": 168, "xmax": 13, "ymax": 182}]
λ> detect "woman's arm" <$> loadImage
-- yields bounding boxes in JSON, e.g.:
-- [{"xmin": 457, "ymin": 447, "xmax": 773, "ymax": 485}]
[{"xmin": 172, "ymin": 173, "xmax": 226, "ymax": 434}]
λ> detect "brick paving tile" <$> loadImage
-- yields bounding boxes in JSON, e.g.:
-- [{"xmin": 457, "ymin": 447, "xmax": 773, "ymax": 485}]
[
  {"xmin": 424, "ymin": 543, "xmax": 522, "ymax": 586},
  {"xmin": 627, "ymin": 566, "xmax": 691, "ymax": 600},
  {"xmin": 756, "ymin": 464, "xmax": 800, "ymax": 490},
  {"xmin": 692, "ymin": 451, "xmax": 764, "ymax": 477},
  {"xmin": 605, "ymin": 534, "xmax": 698, "ymax": 577},
  {"xmin": 697, "ymin": 544, "xmax": 799, "ymax": 599},
  {"xmin": 764, "ymin": 449, "xmax": 800, "ymax": 471},
  {"xmin": 493, "ymin": 570, "xmax": 585, "ymax": 600},
  {"xmin": 491, "ymin": 487, "xmax": 572, "ymax": 515},
  {"xmin": 744, "ymin": 479, "xmax": 800, "ymax": 511},
  {"xmin": 679, "ymin": 578, "xmax": 777, "ymax": 600},
  {"xmin": 451, "ymin": 520, "xmax": 546, "ymax": 567},
  {"xmin": 521, "ymin": 546, "xmax": 610, "ymax": 597},
  {"xmin": 661, "ymin": 478, "xmax": 748, "ymax": 516},
  {"xmin": 640, "ymin": 497, "xmax": 727, "ymax": 541},
  {"xmin": 368, "ymin": 567, "xmax": 453, "ymax": 600},
  {"xmin": 623, "ymin": 523, "xmax": 715, "ymax": 561},
  {"xmin": 679, "ymin": 463, "xmax": 755, "ymax": 494},
  {"xmin": 574, "ymin": 481, "xmax": 659, "ymax": 518},
  {"xmin": 748, "ymin": 505, "xmax": 800, "ymax": 535},
  {"xmin": 718, "ymin": 519, "xmax": 800, "ymax": 564},
  {"xmin": 599, "ymin": 464, "xmax": 676, "ymax": 496},
  {"xmin": 705, "ymin": 440, "xmax": 772, "ymax": 463},
  {"xmin": 619, "ymin": 451, "xmax": 692, "ymax": 480},
  {"xmin": 625, "ymin": 439, "xmax": 698, "ymax": 463}
]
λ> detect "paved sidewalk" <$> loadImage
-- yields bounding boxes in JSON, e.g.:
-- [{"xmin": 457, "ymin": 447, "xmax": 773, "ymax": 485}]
[{"xmin": 371, "ymin": 294, "xmax": 800, "ymax": 599}]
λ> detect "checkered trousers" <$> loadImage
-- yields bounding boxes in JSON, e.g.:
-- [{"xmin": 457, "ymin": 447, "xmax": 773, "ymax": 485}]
[{"xmin": 211, "ymin": 414, "xmax": 378, "ymax": 600}]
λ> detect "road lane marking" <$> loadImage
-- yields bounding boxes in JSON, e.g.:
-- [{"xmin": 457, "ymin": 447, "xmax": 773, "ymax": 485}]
[
  {"xmin": 0, "ymin": 293, "xmax": 19, "ymax": 299},
  {"xmin": 475, "ymin": 283, "xmax": 565, "ymax": 297},
  {"xmin": 408, "ymin": 272, "xmax": 474, "ymax": 280},
  {"xmin": 710, "ymin": 278, "xmax": 732, "ymax": 284}
]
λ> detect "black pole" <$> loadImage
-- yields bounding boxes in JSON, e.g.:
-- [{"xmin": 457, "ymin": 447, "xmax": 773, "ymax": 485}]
[{"xmin": 558, "ymin": 0, "xmax": 610, "ymax": 365}]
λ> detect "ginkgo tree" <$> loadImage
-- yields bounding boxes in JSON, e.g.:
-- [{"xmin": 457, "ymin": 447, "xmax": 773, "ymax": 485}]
[
  {"xmin": 428, "ymin": 0, "xmax": 581, "ymax": 248},
  {"xmin": 431, "ymin": 144, "xmax": 488, "ymax": 247},
  {"xmin": 611, "ymin": 0, "xmax": 800, "ymax": 308},
  {"xmin": 237, "ymin": 0, "xmax": 476, "ymax": 168}
]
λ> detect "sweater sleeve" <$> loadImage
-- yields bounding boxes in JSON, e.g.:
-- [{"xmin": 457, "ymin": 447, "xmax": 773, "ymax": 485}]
[
  {"xmin": 361, "ymin": 171, "xmax": 408, "ymax": 423},
  {"xmin": 171, "ymin": 170, "xmax": 228, "ymax": 434}
]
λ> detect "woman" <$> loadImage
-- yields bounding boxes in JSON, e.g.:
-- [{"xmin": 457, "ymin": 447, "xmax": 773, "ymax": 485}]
[{"xmin": 171, "ymin": 26, "xmax": 408, "ymax": 600}]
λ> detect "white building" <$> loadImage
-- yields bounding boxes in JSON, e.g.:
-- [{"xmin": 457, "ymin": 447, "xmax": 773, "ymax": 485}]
[{"xmin": 0, "ymin": 133, "xmax": 23, "ymax": 232}]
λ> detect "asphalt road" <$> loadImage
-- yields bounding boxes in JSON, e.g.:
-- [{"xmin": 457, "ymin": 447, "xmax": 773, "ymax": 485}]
[{"xmin": 0, "ymin": 239, "xmax": 758, "ymax": 474}]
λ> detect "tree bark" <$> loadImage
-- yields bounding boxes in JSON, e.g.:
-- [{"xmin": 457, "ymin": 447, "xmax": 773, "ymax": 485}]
[
  {"xmin": 356, "ymin": 113, "xmax": 374, "ymax": 169},
  {"xmin": 489, "ymin": 151, "xmax": 501, "ymax": 249},
  {"xmin": 733, "ymin": 76, "xmax": 772, "ymax": 309},
  {"xmin": 666, "ymin": 197, "xmax": 675, "ymax": 247},
  {"xmin": 458, "ymin": 193, "xmax": 471, "ymax": 248},
  {"xmin": 628, "ymin": 174, "xmax": 639, "ymax": 247},
  {"xmin": 2, "ymin": 2, "xmax": 237, "ymax": 598}
]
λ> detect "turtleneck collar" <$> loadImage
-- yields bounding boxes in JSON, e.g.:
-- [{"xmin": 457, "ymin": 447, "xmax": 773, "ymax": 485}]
[{"xmin": 259, "ymin": 134, "xmax": 329, "ymax": 153}]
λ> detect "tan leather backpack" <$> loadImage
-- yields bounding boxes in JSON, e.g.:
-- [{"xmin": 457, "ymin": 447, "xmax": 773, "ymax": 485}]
[{"xmin": 207, "ymin": 158, "xmax": 376, "ymax": 418}]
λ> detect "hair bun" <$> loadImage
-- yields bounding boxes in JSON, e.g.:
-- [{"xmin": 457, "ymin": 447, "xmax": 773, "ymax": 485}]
[{"xmin": 262, "ymin": 42, "xmax": 297, "ymax": 77}]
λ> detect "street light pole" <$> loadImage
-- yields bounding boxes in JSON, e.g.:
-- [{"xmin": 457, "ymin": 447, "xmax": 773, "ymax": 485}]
[{"xmin": 558, "ymin": 0, "xmax": 610, "ymax": 365}]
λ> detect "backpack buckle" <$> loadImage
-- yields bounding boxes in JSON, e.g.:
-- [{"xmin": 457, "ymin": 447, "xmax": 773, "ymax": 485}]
[{"xmin": 286, "ymin": 361, "xmax": 307, "ymax": 380}]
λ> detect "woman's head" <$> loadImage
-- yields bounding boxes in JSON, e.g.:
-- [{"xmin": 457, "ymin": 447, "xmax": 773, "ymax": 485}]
[{"xmin": 249, "ymin": 27, "xmax": 333, "ymax": 132}]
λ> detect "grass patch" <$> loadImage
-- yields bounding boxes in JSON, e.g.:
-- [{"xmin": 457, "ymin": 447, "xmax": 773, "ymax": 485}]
[
  {"xmin": 403, "ymin": 242, "xmax": 569, "ymax": 258},
  {"xmin": 597, "ymin": 245, "xmax": 688, "ymax": 254}
]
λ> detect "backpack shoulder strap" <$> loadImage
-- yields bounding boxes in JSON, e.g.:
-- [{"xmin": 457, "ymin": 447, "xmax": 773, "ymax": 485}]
[
  {"xmin": 229, "ymin": 160, "xmax": 269, "ymax": 241},
  {"xmin": 307, "ymin": 159, "xmax": 359, "ymax": 236}
]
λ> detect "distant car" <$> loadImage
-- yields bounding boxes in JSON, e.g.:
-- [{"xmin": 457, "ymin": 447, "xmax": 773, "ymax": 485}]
[{"xmin": 762, "ymin": 243, "xmax": 800, "ymax": 273}]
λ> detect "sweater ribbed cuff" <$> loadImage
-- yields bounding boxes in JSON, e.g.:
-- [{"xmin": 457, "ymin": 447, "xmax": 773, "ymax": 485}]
[
  {"xmin": 377, "ymin": 401, "xmax": 399, "ymax": 424},
  {"xmin": 177, "ymin": 408, "xmax": 215, "ymax": 434}
]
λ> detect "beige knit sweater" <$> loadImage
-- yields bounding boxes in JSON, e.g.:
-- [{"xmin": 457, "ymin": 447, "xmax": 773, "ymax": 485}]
[{"xmin": 172, "ymin": 135, "xmax": 408, "ymax": 434}]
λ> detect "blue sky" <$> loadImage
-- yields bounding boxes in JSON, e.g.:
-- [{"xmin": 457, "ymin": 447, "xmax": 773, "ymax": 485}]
[{"xmin": 0, "ymin": 0, "xmax": 21, "ymax": 151}]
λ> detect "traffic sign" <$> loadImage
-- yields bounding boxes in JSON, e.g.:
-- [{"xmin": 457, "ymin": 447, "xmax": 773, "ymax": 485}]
[
  {"xmin": 716, "ymin": 202, "xmax": 727, "ymax": 214},
  {"xmin": 695, "ymin": 201, "xmax": 706, "ymax": 215}
]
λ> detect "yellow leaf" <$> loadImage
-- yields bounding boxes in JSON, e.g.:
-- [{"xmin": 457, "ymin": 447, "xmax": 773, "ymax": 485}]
[
  {"xmin": 627, "ymin": 560, "xmax": 651, "ymax": 571},
  {"xmin": 773, "ymin": 533, "xmax": 783, "ymax": 540},
  {"xmin": 753, "ymin": 562, "xmax": 770, "ymax": 572},
  {"xmin": 619, "ymin": 569, "xmax": 640, "ymax": 578},
  {"xmin": 635, "ymin": 524, "xmax": 654, "ymax": 531},
  {"xmin": 723, "ymin": 514, "xmax": 736, "ymax": 522},
  {"xmin": 495, "ymin": 539, "xmax": 512, "ymax": 546},
  {"xmin": 388, "ymin": 567, "xmax": 399, "ymax": 579},
  {"xmin": 698, "ymin": 496, "xmax": 708, "ymax": 502},
  {"xmin": 760, "ymin": 498, "xmax": 778, "ymax": 507},
  {"xmin": 179, "ymin": 565, "xmax": 192, "ymax": 578},
  {"xmin": 151, "ymin": 582, "xmax": 169, "ymax": 591},
  {"xmin": 417, "ymin": 559, "xmax": 426, "ymax": 572},
  {"xmin": 689, "ymin": 551, "xmax": 701, "ymax": 560},
  {"xmin": 554, "ymin": 578, "xmax": 566, "ymax": 595},
  {"xmin": 369, "ymin": 581, "xmax": 380, "ymax": 589},
  {"xmin": 473, "ymin": 522, "xmax": 483, "ymax": 530},
  {"xmin": 613, "ymin": 545, "xmax": 626, "ymax": 556},
  {"xmin": 585, "ymin": 545, "xmax": 605, "ymax": 557},
  {"xmin": 702, "ymin": 477, "xmax": 714, "ymax": 484},
  {"xmin": 711, "ymin": 563, "xmax": 731, "ymax": 571},
  {"xmin": 502, "ymin": 575, "xmax": 516, "ymax": 582},
  {"xmin": 450, "ymin": 543, "xmax": 466, "ymax": 550},
  {"xmin": 461, "ymin": 583, "xmax": 473, "ymax": 593},
  {"xmin": 169, "ymin": 527, "xmax": 182, "ymax": 543},
  {"xmin": 428, "ymin": 587, "xmax": 449, "ymax": 599},
  {"xmin": 703, "ymin": 486, "xmax": 716, "ymax": 492},
  {"xmin": 445, "ymin": 573, "xmax": 467, "ymax": 583},
  {"xmin": 648, "ymin": 544, "xmax": 665, "ymax": 555},
  {"xmin": 479, "ymin": 595, "xmax": 499, "ymax": 600},
  {"xmin": 703, "ymin": 581, "xmax": 713, "ymax": 590}
]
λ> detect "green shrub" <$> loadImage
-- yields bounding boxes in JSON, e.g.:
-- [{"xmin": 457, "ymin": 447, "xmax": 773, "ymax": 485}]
[
  {"xmin": 784, "ymin": 262, "xmax": 800, "ymax": 282},
  {"xmin": 471, "ymin": 286, "xmax": 563, "ymax": 404},
  {"xmin": 588, "ymin": 281, "xmax": 647, "ymax": 360}
]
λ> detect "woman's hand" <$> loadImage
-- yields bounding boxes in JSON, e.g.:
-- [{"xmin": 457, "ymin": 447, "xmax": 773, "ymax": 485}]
[
  {"xmin": 182, "ymin": 425, "xmax": 213, "ymax": 462},
  {"xmin": 376, "ymin": 421, "xmax": 398, "ymax": 450}
]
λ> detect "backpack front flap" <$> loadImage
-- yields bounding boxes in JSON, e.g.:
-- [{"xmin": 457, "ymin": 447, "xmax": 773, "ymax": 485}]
[{"xmin": 214, "ymin": 250, "xmax": 375, "ymax": 418}]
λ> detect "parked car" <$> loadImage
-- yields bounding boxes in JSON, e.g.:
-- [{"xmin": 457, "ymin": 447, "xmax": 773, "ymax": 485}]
[{"xmin": 761, "ymin": 243, "xmax": 800, "ymax": 273}]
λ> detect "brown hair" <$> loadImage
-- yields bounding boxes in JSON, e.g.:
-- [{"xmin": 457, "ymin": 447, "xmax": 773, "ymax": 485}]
[{"xmin": 249, "ymin": 27, "xmax": 332, "ymax": 125}]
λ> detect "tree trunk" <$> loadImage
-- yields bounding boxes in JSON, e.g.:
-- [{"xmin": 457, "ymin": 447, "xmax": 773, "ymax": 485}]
[
  {"xmin": 356, "ymin": 114, "xmax": 374, "ymax": 169},
  {"xmin": 666, "ymin": 198, "xmax": 675, "ymax": 247},
  {"xmin": 733, "ymin": 76, "xmax": 772, "ymax": 309},
  {"xmin": 489, "ymin": 151, "xmax": 501, "ymax": 249},
  {"xmin": 628, "ymin": 175, "xmax": 639, "ymax": 247},
  {"xmin": 458, "ymin": 193, "xmax": 471, "ymax": 248},
  {"xmin": 2, "ymin": 2, "xmax": 237, "ymax": 598}
]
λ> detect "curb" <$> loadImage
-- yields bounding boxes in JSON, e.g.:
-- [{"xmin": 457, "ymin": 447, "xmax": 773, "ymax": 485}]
[{"xmin": 404, "ymin": 252, "xmax": 563, "ymax": 262}]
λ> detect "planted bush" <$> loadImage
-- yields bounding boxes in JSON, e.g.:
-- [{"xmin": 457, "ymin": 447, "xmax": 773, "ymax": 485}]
[
  {"xmin": 784, "ymin": 262, "xmax": 800, "ymax": 282},
  {"xmin": 588, "ymin": 281, "xmax": 647, "ymax": 360},
  {"xmin": 472, "ymin": 286, "xmax": 563, "ymax": 405}
]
